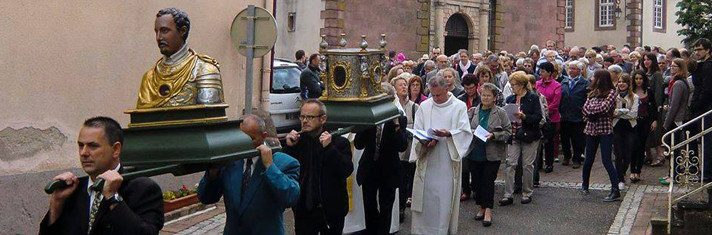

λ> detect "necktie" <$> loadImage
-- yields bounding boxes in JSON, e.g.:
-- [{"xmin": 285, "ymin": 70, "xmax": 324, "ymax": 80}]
[
  {"xmin": 242, "ymin": 158, "xmax": 253, "ymax": 195},
  {"xmin": 88, "ymin": 191, "xmax": 101, "ymax": 233},
  {"xmin": 373, "ymin": 124, "xmax": 383, "ymax": 161},
  {"xmin": 570, "ymin": 79, "xmax": 576, "ymax": 91}
]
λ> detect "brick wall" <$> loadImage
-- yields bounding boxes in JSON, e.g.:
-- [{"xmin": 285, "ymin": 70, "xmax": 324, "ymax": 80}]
[
  {"xmin": 341, "ymin": 0, "xmax": 427, "ymax": 59},
  {"xmin": 494, "ymin": 0, "xmax": 563, "ymax": 52},
  {"xmin": 626, "ymin": 0, "xmax": 642, "ymax": 47}
]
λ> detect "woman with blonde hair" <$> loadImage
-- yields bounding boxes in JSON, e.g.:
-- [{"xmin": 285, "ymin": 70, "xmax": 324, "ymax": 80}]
[
  {"xmin": 613, "ymin": 73, "xmax": 639, "ymax": 190},
  {"xmin": 659, "ymin": 58, "xmax": 691, "ymax": 185},
  {"xmin": 391, "ymin": 72, "xmax": 420, "ymax": 217},
  {"xmin": 500, "ymin": 71, "xmax": 542, "ymax": 206},
  {"xmin": 386, "ymin": 65, "xmax": 405, "ymax": 84}
]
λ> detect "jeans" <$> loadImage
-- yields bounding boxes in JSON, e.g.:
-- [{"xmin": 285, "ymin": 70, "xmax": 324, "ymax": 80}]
[
  {"xmin": 560, "ymin": 121, "xmax": 586, "ymax": 163},
  {"xmin": 582, "ymin": 134, "xmax": 619, "ymax": 190},
  {"xmin": 614, "ymin": 121, "xmax": 637, "ymax": 182}
]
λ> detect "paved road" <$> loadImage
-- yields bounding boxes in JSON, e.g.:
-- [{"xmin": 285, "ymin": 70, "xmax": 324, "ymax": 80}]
[
  {"xmin": 175, "ymin": 186, "xmax": 621, "ymax": 235},
  {"xmin": 164, "ymin": 153, "xmax": 675, "ymax": 234}
]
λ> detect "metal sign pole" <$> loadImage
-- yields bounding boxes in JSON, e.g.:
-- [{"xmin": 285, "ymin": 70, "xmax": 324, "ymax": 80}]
[{"xmin": 243, "ymin": 5, "xmax": 256, "ymax": 115}]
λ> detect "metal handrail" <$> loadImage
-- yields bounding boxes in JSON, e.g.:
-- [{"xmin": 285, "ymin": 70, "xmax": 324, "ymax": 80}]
[
  {"xmin": 662, "ymin": 108, "xmax": 712, "ymax": 151},
  {"xmin": 663, "ymin": 108, "xmax": 712, "ymax": 234}
]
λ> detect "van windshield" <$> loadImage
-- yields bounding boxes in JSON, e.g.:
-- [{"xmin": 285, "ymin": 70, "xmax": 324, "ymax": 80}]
[{"xmin": 272, "ymin": 66, "xmax": 302, "ymax": 94}]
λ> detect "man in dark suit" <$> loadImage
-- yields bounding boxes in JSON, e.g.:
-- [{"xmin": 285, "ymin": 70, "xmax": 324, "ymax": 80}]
[
  {"xmin": 283, "ymin": 99, "xmax": 353, "ymax": 235},
  {"xmin": 354, "ymin": 114, "xmax": 408, "ymax": 234},
  {"xmin": 39, "ymin": 117, "xmax": 163, "ymax": 235},
  {"xmin": 198, "ymin": 114, "xmax": 301, "ymax": 234},
  {"xmin": 300, "ymin": 54, "xmax": 324, "ymax": 99}
]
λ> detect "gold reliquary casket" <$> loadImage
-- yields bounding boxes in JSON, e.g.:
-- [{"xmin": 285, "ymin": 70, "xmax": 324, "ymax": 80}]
[{"xmin": 318, "ymin": 34, "xmax": 400, "ymax": 131}]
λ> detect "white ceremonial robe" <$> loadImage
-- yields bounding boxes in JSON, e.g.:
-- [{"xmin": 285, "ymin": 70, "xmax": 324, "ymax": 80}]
[{"xmin": 408, "ymin": 92, "xmax": 473, "ymax": 235}]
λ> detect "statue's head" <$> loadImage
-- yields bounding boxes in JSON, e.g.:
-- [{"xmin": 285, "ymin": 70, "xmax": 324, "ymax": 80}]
[{"xmin": 155, "ymin": 8, "xmax": 190, "ymax": 57}]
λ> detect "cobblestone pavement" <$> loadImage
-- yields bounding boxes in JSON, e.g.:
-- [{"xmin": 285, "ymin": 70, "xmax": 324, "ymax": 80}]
[{"xmin": 162, "ymin": 156, "xmax": 676, "ymax": 234}]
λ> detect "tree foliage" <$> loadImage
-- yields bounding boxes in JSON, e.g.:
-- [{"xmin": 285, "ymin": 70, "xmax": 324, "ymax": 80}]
[{"xmin": 676, "ymin": 0, "xmax": 712, "ymax": 46}]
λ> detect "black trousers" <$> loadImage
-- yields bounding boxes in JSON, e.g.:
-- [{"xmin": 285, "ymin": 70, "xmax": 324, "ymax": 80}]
[
  {"xmin": 399, "ymin": 161, "xmax": 415, "ymax": 211},
  {"xmin": 363, "ymin": 182, "xmax": 396, "ymax": 235},
  {"xmin": 631, "ymin": 119, "xmax": 651, "ymax": 174},
  {"xmin": 560, "ymin": 121, "xmax": 585, "ymax": 163},
  {"xmin": 294, "ymin": 208, "xmax": 344, "ymax": 235},
  {"xmin": 461, "ymin": 158, "xmax": 476, "ymax": 195},
  {"xmin": 534, "ymin": 140, "xmax": 545, "ymax": 183},
  {"xmin": 614, "ymin": 121, "xmax": 637, "ymax": 182},
  {"xmin": 470, "ymin": 160, "xmax": 501, "ymax": 209}
]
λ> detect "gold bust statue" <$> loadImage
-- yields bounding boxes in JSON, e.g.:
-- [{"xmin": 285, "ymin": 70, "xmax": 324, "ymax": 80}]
[{"xmin": 136, "ymin": 8, "xmax": 224, "ymax": 109}]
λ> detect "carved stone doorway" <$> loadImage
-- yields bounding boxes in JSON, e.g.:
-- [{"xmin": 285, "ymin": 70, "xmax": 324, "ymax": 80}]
[{"xmin": 444, "ymin": 13, "xmax": 469, "ymax": 56}]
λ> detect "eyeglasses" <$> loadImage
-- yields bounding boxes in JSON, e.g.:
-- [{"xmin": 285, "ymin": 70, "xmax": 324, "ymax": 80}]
[{"xmin": 299, "ymin": 114, "xmax": 323, "ymax": 121}]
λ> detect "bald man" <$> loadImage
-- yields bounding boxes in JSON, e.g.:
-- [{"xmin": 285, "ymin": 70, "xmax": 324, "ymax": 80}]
[
  {"xmin": 198, "ymin": 115, "xmax": 300, "ymax": 234},
  {"xmin": 426, "ymin": 55, "xmax": 449, "ymax": 84}
]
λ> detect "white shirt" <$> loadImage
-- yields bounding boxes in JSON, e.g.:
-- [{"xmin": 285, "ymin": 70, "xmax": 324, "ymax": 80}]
[
  {"xmin": 162, "ymin": 42, "xmax": 189, "ymax": 65},
  {"xmin": 87, "ymin": 164, "xmax": 121, "ymax": 214},
  {"xmin": 244, "ymin": 156, "xmax": 259, "ymax": 176}
]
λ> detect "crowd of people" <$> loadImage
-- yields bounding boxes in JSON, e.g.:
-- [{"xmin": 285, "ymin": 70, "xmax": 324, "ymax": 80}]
[
  {"xmin": 42, "ymin": 36, "xmax": 712, "ymax": 235},
  {"xmin": 297, "ymin": 38, "xmax": 712, "ymax": 234}
]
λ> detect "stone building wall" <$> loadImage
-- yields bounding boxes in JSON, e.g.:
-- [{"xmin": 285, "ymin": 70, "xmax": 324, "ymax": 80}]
[
  {"xmin": 0, "ymin": 1, "xmax": 271, "ymax": 233},
  {"xmin": 493, "ymin": 0, "xmax": 564, "ymax": 52},
  {"xmin": 430, "ymin": 0, "xmax": 489, "ymax": 54},
  {"xmin": 340, "ymin": 0, "xmax": 428, "ymax": 59}
]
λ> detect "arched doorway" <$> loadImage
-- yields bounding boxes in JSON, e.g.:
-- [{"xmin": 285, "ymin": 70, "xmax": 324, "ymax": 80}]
[{"xmin": 444, "ymin": 14, "xmax": 469, "ymax": 56}]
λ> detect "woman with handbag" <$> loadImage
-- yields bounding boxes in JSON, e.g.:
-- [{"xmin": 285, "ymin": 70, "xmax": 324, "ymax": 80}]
[
  {"xmin": 467, "ymin": 83, "xmax": 512, "ymax": 226},
  {"xmin": 580, "ymin": 69, "xmax": 621, "ymax": 202},
  {"xmin": 499, "ymin": 71, "xmax": 543, "ymax": 206}
]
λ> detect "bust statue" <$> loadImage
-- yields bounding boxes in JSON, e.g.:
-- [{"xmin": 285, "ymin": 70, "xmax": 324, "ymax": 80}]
[{"xmin": 136, "ymin": 8, "xmax": 225, "ymax": 109}]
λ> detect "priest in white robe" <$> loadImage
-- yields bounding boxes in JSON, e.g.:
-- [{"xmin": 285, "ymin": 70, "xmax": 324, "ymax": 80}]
[{"xmin": 408, "ymin": 74, "xmax": 473, "ymax": 235}]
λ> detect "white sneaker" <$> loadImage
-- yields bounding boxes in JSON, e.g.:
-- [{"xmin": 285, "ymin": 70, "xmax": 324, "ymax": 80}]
[{"xmin": 618, "ymin": 182, "xmax": 626, "ymax": 191}]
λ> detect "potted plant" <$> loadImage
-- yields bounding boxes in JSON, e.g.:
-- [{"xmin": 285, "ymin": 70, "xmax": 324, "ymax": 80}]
[{"xmin": 163, "ymin": 184, "xmax": 199, "ymax": 213}]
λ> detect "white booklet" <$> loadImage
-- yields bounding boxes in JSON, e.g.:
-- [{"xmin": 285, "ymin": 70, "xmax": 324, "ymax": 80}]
[
  {"xmin": 474, "ymin": 125, "xmax": 490, "ymax": 142},
  {"xmin": 406, "ymin": 128, "xmax": 437, "ymax": 142},
  {"xmin": 503, "ymin": 103, "xmax": 520, "ymax": 122}
]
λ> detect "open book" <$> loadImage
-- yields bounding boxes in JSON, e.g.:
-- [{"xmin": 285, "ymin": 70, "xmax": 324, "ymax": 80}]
[{"xmin": 406, "ymin": 128, "xmax": 437, "ymax": 142}]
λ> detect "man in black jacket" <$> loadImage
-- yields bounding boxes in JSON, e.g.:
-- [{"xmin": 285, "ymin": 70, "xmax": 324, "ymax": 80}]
[
  {"xmin": 39, "ymin": 117, "xmax": 163, "ymax": 235},
  {"xmin": 354, "ymin": 114, "xmax": 408, "ymax": 234},
  {"xmin": 690, "ymin": 38, "xmax": 712, "ymax": 182},
  {"xmin": 300, "ymin": 54, "xmax": 324, "ymax": 99},
  {"xmin": 283, "ymin": 99, "xmax": 354, "ymax": 234}
]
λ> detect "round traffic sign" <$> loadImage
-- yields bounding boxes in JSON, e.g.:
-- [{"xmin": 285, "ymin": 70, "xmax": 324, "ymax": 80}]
[{"xmin": 230, "ymin": 6, "xmax": 277, "ymax": 57}]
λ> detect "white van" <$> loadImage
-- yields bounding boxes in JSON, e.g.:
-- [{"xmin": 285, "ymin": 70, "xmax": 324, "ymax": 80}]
[{"xmin": 270, "ymin": 59, "xmax": 302, "ymax": 133}]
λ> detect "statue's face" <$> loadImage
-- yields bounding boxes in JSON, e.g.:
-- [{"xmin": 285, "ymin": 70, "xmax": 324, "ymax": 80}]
[{"xmin": 155, "ymin": 14, "xmax": 186, "ymax": 57}]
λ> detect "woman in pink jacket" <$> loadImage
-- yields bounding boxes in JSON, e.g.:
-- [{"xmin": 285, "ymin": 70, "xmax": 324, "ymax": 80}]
[{"xmin": 536, "ymin": 62, "xmax": 562, "ymax": 173}]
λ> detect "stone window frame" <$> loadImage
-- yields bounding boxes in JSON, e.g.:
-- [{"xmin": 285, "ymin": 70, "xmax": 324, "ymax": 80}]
[
  {"xmin": 565, "ymin": 0, "xmax": 575, "ymax": 32},
  {"xmin": 653, "ymin": 0, "xmax": 667, "ymax": 33},
  {"xmin": 287, "ymin": 12, "xmax": 296, "ymax": 32},
  {"xmin": 595, "ymin": 0, "xmax": 616, "ymax": 31}
]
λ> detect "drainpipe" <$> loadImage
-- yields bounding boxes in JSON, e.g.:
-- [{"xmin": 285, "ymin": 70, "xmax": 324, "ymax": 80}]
[{"xmin": 258, "ymin": 0, "xmax": 276, "ymax": 112}]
